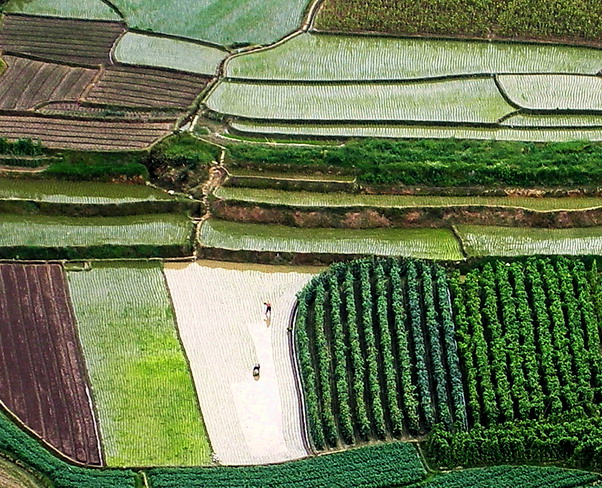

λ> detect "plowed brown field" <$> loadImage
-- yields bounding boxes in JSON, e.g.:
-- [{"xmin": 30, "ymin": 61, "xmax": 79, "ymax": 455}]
[
  {"xmin": 0, "ymin": 56, "xmax": 96, "ymax": 110},
  {"xmin": 0, "ymin": 263, "xmax": 101, "ymax": 465},
  {"xmin": 0, "ymin": 15, "xmax": 125, "ymax": 67}
]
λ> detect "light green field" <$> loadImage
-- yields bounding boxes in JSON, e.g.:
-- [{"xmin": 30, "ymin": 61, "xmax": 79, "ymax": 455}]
[
  {"xmin": 228, "ymin": 168, "xmax": 356, "ymax": 182},
  {"xmin": 5, "ymin": 0, "xmax": 122, "ymax": 20},
  {"xmin": 0, "ymin": 214, "xmax": 192, "ymax": 247},
  {"xmin": 0, "ymin": 456, "xmax": 46, "ymax": 488},
  {"xmin": 215, "ymin": 187, "xmax": 602, "ymax": 211},
  {"xmin": 498, "ymin": 74, "xmax": 602, "ymax": 111},
  {"xmin": 208, "ymin": 78, "xmax": 513, "ymax": 123},
  {"xmin": 68, "ymin": 262, "xmax": 211, "ymax": 467},
  {"xmin": 457, "ymin": 225, "xmax": 602, "ymax": 257},
  {"xmin": 501, "ymin": 114, "xmax": 602, "ymax": 128},
  {"xmin": 227, "ymin": 33, "xmax": 602, "ymax": 81},
  {"xmin": 230, "ymin": 121, "xmax": 602, "ymax": 141},
  {"xmin": 114, "ymin": 33, "xmax": 227, "ymax": 76},
  {"xmin": 200, "ymin": 219, "xmax": 464, "ymax": 259},
  {"xmin": 0, "ymin": 179, "xmax": 173, "ymax": 204}
]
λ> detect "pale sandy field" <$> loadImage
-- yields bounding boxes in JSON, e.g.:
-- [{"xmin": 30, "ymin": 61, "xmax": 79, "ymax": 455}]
[{"xmin": 164, "ymin": 261, "xmax": 317, "ymax": 465}]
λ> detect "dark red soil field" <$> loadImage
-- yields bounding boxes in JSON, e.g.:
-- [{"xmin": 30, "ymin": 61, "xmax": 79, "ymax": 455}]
[
  {"xmin": 85, "ymin": 65, "xmax": 209, "ymax": 109},
  {"xmin": 0, "ymin": 56, "xmax": 96, "ymax": 110},
  {"xmin": 0, "ymin": 15, "xmax": 125, "ymax": 67},
  {"xmin": 0, "ymin": 263, "xmax": 101, "ymax": 465},
  {"xmin": 0, "ymin": 113, "xmax": 174, "ymax": 150}
]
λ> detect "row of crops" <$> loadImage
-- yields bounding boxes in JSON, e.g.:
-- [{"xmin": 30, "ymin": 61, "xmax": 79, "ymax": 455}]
[
  {"xmin": 296, "ymin": 259, "xmax": 467, "ymax": 448},
  {"xmin": 295, "ymin": 256, "xmax": 602, "ymax": 468}
]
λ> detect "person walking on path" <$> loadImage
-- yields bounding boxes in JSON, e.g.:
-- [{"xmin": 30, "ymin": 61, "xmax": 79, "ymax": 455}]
[{"xmin": 263, "ymin": 301, "xmax": 272, "ymax": 320}]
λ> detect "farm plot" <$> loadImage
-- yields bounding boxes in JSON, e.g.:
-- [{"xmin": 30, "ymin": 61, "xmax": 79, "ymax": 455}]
[
  {"xmin": 215, "ymin": 187, "xmax": 602, "ymax": 211},
  {"xmin": 450, "ymin": 258, "xmax": 602, "ymax": 428},
  {"xmin": 227, "ymin": 33, "xmax": 602, "ymax": 81},
  {"xmin": 498, "ymin": 75, "xmax": 602, "ymax": 111},
  {"xmin": 0, "ymin": 213, "xmax": 193, "ymax": 259},
  {"xmin": 0, "ymin": 456, "xmax": 46, "ymax": 488},
  {"xmin": 0, "ymin": 56, "xmax": 96, "ymax": 111},
  {"xmin": 456, "ymin": 225, "xmax": 602, "ymax": 257},
  {"xmin": 229, "ymin": 120, "xmax": 602, "ymax": 142},
  {"xmin": 114, "ymin": 33, "xmax": 227, "ymax": 76},
  {"xmin": 208, "ymin": 79, "xmax": 513, "ymax": 123},
  {"xmin": 67, "ymin": 263, "xmax": 210, "ymax": 467},
  {"xmin": 502, "ymin": 114, "xmax": 602, "ymax": 128},
  {"xmin": 0, "ymin": 114, "xmax": 174, "ymax": 151},
  {"xmin": 0, "ymin": 263, "xmax": 101, "ymax": 465},
  {"xmin": 0, "ymin": 15, "xmax": 125, "ymax": 67},
  {"xmin": 296, "ymin": 259, "xmax": 467, "ymax": 447},
  {"xmin": 200, "ymin": 219, "xmax": 464, "ymax": 260},
  {"xmin": 85, "ymin": 65, "xmax": 209, "ymax": 109},
  {"xmin": 0, "ymin": 179, "xmax": 173, "ymax": 205},
  {"xmin": 164, "ymin": 261, "xmax": 315, "ymax": 465},
  {"xmin": 5, "ymin": 0, "xmax": 122, "ymax": 21}
]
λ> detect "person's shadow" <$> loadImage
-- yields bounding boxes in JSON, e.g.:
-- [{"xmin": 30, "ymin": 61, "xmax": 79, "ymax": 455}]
[{"xmin": 264, "ymin": 315, "xmax": 271, "ymax": 327}]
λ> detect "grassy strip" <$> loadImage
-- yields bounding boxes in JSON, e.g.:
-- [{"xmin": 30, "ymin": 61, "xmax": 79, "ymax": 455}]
[
  {"xmin": 67, "ymin": 262, "xmax": 210, "ymax": 467},
  {"xmin": 227, "ymin": 139, "xmax": 602, "ymax": 187},
  {"xmin": 315, "ymin": 0, "xmax": 602, "ymax": 45},
  {"xmin": 200, "ymin": 219, "xmax": 464, "ymax": 260},
  {"xmin": 215, "ymin": 187, "xmax": 602, "ymax": 211},
  {"xmin": 457, "ymin": 225, "xmax": 602, "ymax": 257},
  {"xmin": 147, "ymin": 442, "xmax": 426, "ymax": 487}
]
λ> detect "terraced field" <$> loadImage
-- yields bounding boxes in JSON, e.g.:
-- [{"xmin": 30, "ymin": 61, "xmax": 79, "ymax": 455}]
[
  {"xmin": 215, "ymin": 187, "xmax": 602, "ymax": 211},
  {"xmin": 0, "ymin": 15, "xmax": 125, "ymax": 67},
  {"xmin": 5, "ymin": 0, "xmax": 122, "ymax": 20},
  {"xmin": 0, "ymin": 56, "xmax": 95, "ymax": 110},
  {"xmin": 457, "ymin": 225, "xmax": 602, "ymax": 256},
  {"xmin": 68, "ymin": 263, "xmax": 210, "ymax": 467},
  {"xmin": 200, "ymin": 219, "xmax": 464, "ymax": 260},
  {"xmin": 0, "ymin": 456, "xmax": 46, "ymax": 488}
]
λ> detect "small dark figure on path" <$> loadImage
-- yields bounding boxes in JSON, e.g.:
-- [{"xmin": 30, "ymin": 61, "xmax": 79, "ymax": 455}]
[
  {"xmin": 252, "ymin": 363, "xmax": 261, "ymax": 378},
  {"xmin": 263, "ymin": 301, "xmax": 272, "ymax": 319}
]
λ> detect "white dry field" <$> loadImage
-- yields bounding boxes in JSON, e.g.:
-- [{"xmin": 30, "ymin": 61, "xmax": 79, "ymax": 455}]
[{"xmin": 164, "ymin": 261, "xmax": 317, "ymax": 465}]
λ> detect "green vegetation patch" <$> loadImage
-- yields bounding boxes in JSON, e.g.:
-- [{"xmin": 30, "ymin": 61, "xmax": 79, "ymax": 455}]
[
  {"xmin": 457, "ymin": 225, "xmax": 602, "ymax": 256},
  {"xmin": 4, "ymin": 0, "xmax": 122, "ymax": 21},
  {"xmin": 0, "ymin": 456, "xmax": 46, "ymax": 488},
  {"xmin": 0, "ymin": 179, "xmax": 172, "ymax": 204},
  {"xmin": 227, "ymin": 33, "xmax": 602, "ymax": 81},
  {"xmin": 148, "ymin": 442, "xmax": 426, "ymax": 488},
  {"xmin": 114, "ymin": 33, "xmax": 227, "ymax": 76},
  {"xmin": 0, "ymin": 213, "xmax": 192, "ymax": 248},
  {"xmin": 227, "ymin": 139, "xmax": 602, "ymax": 187},
  {"xmin": 200, "ymin": 219, "xmax": 463, "ymax": 260},
  {"xmin": 315, "ymin": 0, "xmax": 602, "ymax": 44},
  {"xmin": 215, "ymin": 187, "xmax": 602, "ymax": 211},
  {"xmin": 68, "ymin": 262, "xmax": 210, "ymax": 467},
  {"xmin": 208, "ymin": 78, "xmax": 513, "ymax": 123}
]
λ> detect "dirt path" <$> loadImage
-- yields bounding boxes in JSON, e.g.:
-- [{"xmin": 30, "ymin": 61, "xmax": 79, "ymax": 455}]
[{"xmin": 164, "ymin": 261, "xmax": 316, "ymax": 465}]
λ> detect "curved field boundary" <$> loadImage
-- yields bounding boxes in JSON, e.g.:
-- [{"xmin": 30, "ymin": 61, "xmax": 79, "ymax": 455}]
[
  {"xmin": 163, "ymin": 261, "xmax": 313, "ymax": 465},
  {"xmin": 0, "ymin": 263, "xmax": 102, "ymax": 465},
  {"xmin": 0, "ymin": 56, "xmax": 96, "ymax": 111}
]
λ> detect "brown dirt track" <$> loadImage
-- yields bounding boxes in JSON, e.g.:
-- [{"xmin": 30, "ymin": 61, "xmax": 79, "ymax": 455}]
[
  {"xmin": 85, "ymin": 65, "xmax": 209, "ymax": 109},
  {"xmin": 0, "ymin": 263, "xmax": 101, "ymax": 465},
  {"xmin": 0, "ymin": 15, "xmax": 125, "ymax": 67},
  {"xmin": 0, "ymin": 113, "xmax": 174, "ymax": 150},
  {"xmin": 0, "ymin": 56, "xmax": 96, "ymax": 110}
]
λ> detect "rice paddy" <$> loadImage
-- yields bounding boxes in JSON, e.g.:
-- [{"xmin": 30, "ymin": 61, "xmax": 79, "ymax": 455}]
[
  {"xmin": 456, "ymin": 225, "xmax": 602, "ymax": 256},
  {"xmin": 200, "ymin": 219, "xmax": 464, "ymax": 260},
  {"xmin": 208, "ymin": 79, "xmax": 513, "ymax": 123},
  {"xmin": 226, "ymin": 33, "xmax": 602, "ymax": 81},
  {"xmin": 114, "ymin": 33, "xmax": 228, "ymax": 76},
  {"xmin": 5, "ymin": 0, "xmax": 122, "ymax": 20}
]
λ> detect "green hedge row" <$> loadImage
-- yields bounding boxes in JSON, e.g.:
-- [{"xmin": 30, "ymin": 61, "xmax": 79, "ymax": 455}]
[{"xmin": 0, "ymin": 244, "xmax": 193, "ymax": 260}]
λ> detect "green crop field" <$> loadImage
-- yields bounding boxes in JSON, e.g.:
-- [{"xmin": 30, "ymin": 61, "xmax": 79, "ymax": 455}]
[
  {"xmin": 230, "ymin": 121, "xmax": 602, "ymax": 141},
  {"xmin": 209, "ymin": 79, "xmax": 513, "ymax": 123},
  {"xmin": 200, "ymin": 219, "xmax": 464, "ymax": 259},
  {"xmin": 226, "ymin": 33, "xmax": 602, "ymax": 81},
  {"xmin": 67, "ymin": 262, "xmax": 210, "ymax": 467},
  {"xmin": 457, "ymin": 225, "xmax": 602, "ymax": 257},
  {"xmin": 5, "ymin": 0, "xmax": 122, "ymax": 20},
  {"xmin": 0, "ymin": 179, "xmax": 173, "ymax": 204},
  {"xmin": 114, "ymin": 33, "xmax": 227, "ymax": 76},
  {"xmin": 0, "ymin": 214, "xmax": 193, "ymax": 248},
  {"xmin": 499, "ymin": 75, "xmax": 602, "ymax": 111},
  {"xmin": 215, "ymin": 187, "xmax": 602, "ymax": 211}
]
